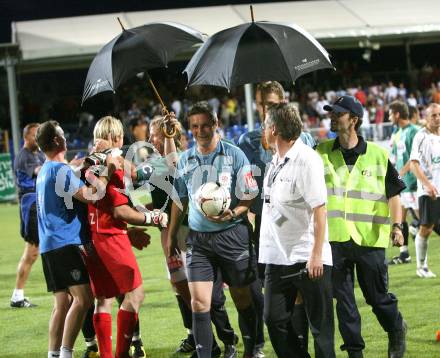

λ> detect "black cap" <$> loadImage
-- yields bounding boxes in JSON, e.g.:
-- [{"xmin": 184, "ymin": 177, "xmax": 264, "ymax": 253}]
[{"xmin": 324, "ymin": 95, "xmax": 364, "ymax": 118}]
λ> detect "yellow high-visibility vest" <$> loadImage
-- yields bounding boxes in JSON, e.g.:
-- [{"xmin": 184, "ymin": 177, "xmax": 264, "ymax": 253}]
[{"xmin": 317, "ymin": 139, "xmax": 391, "ymax": 247}]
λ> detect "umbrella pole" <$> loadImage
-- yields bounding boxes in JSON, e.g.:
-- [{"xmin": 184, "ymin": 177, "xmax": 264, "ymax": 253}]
[
  {"xmin": 250, "ymin": 5, "xmax": 255, "ymax": 22},
  {"xmin": 117, "ymin": 17, "xmax": 125, "ymax": 31},
  {"xmin": 147, "ymin": 77, "xmax": 177, "ymax": 138},
  {"xmin": 148, "ymin": 77, "xmax": 168, "ymax": 115}
]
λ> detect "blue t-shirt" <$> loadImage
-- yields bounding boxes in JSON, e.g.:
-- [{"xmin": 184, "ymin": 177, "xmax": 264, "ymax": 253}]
[
  {"xmin": 174, "ymin": 140, "xmax": 258, "ymax": 232},
  {"xmin": 36, "ymin": 161, "xmax": 85, "ymax": 254},
  {"xmin": 238, "ymin": 129, "xmax": 316, "ymax": 214}
]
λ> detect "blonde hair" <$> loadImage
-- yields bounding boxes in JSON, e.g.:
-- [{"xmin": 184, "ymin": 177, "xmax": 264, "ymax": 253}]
[
  {"xmin": 93, "ymin": 116, "xmax": 124, "ymax": 144},
  {"xmin": 150, "ymin": 115, "xmax": 183, "ymax": 150}
]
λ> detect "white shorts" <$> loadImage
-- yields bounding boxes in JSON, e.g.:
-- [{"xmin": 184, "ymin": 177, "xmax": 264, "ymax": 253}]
[{"xmin": 400, "ymin": 191, "xmax": 419, "ymax": 210}]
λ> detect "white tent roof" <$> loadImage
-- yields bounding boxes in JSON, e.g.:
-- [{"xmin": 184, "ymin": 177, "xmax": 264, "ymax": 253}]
[{"xmin": 12, "ymin": 0, "xmax": 440, "ymax": 64}]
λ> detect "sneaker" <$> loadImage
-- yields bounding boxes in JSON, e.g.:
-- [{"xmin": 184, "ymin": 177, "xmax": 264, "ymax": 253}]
[
  {"xmin": 388, "ymin": 320, "xmax": 407, "ymax": 358},
  {"xmin": 417, "ymin": 267, "xmax": 437, "ymax": 278},
  {"xmin": 176, "ymin": 334, "xmax": 196, "ymax": 354},
  {"xmin": 389, "ymin": 252, "xmax": 411, "ymax": 265},
  {"xmin": 131, "ymin": 339, "xmax": 146, "ymax": 358},
  {"xmin": 10, "ymin": 298, "xmax": 37, "ymax": 308},
  {"xmin": 82, "ymin": 344, "xmax": 99, "ymax": 358},
  {"xmin": 224, "ymin": 334, "xmax": 239, "ymax": 358}
]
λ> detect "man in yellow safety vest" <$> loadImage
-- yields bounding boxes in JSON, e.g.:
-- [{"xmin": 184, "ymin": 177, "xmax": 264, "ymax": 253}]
[{"xmin": 316, "ymin": 96, "xmax": 407, "ymax": 358}]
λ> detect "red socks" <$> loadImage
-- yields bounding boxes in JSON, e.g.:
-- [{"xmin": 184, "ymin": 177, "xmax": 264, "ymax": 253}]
[
  {"xmin": 93, "ymin": 313, "xmax": 113, "ymax": 358},
  {"xmin": 115, "ymin": 309, "xmax": 138, "ymax": 358}
]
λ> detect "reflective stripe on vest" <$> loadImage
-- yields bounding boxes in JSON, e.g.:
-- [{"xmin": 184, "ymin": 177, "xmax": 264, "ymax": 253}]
[{"xmin": 317, "ymin": 139, "xmax": 391, "ymax": 248}]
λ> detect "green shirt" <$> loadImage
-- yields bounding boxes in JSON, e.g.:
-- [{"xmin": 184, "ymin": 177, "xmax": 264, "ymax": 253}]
[{"xmin": 391, "ymin": 123, "xmax": 419, "ymax": 192}]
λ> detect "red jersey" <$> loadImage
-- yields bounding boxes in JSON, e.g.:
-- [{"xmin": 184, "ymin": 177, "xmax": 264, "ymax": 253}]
[{"xmin": 88, "ymin": 169, "xmax": 129, "ymax": 235}]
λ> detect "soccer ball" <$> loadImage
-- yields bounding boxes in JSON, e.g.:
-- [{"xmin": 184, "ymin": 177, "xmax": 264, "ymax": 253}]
[{"xmin": 195, "ymin": 182, "xmax": 231, "ymax": 216}]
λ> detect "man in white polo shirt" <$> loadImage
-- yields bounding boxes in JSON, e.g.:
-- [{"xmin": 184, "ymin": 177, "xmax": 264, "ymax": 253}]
[{"xmin": 260, "ymin": 103, "xmax": 335, "ymax": 358}]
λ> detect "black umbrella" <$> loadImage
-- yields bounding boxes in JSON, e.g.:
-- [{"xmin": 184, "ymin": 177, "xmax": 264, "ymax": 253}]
[
  {"xmin": 82, "ymin": 20, "xmax": 205, "ymax": 105},
  {"xmin": 184, "ymin": 16, "xmax": 334, "ymax": 90}
]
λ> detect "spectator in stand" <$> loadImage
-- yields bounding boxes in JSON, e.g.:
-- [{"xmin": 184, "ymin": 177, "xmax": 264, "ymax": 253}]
[
  {"xmin": 385, "ymin": 81, "xmax": 398, "ymax": 104},
  {"xmin": 398, "ymin": 83, "xmax": 407, "ymax": 100},
  {"xmin": 355, "ymin": 86, "xmax": 367, "ymax": 106},
  {"xmin": 171, "ymin": 98, "xmax": 183, "ymax": 120},
  {"xmin": 431, "ymin": 82, "xmax": 440, "ymax": 104},
  {"xmin": 409, "ymin": 106, "xmax": 421, "ymax": 126},
  {"xmin": 316, "ymin": 95, "xmax": 330, "ymax": 118},
  {"xmin": 407, "ymin": 93, "xmax": 418, "ymax": 108}
]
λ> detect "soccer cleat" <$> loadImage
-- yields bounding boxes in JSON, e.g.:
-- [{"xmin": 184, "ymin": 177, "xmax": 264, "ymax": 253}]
[
  {"xmin": 388, "ymin": 320, "xmax": 407, "ymax": 358},
  {"xmin": 190, "ymin": 341, "xmax": 221, "ymax": 358},
  {"xmin": 224, "ymin": 334, "xmax": 239, "ymax": 358},
  {"xmin": 10, "ymin": 297, "xmax": 37, "ymax": 308},
  {"xmin": 131, "ymin": 339, "xmax": 146, "ymax": 358},
  {"xmin": 389, "ymin": 252, "xmax": 411, "ymax": 265},
  {"xmin": 253, "ymin": 347, "xmax": 265, "ymax": 358},
  {"xmin": 81, "ymin": 344, "xmax": 99, "ymax": 358},
  {"xmin": 416, "ymin": 267, "xmax": 437, "ymax": 278},
  {"xmin": 176, "ymin": 334, "xmax": 196, "ymax": 354}
]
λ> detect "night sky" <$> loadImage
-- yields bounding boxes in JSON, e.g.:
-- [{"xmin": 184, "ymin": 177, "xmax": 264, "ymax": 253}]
[{"xmin": 0, "ymin": 0, "xmax": 294, "ymax": 43}]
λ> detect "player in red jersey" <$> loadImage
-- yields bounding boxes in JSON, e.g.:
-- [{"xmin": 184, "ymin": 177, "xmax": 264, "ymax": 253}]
[{"xmin": 85, "ymin": 116, "xmax": 167, "ymax": 358}]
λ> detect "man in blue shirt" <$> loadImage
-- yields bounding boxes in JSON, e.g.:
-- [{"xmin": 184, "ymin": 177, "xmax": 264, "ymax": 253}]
[
  {"xmin": 168, "ymin": 102, "xmax": 259, "ymax": 358},
  {"xmin": 36, "ymin": 120, "xmax": 119, "ymax": 358},
  {"xmin": 238, "ymin": 81, "xmax": 315, "ymax": 351},
  {"xmin": 10, "ymin": 123, "xmax": 45, "ymax": 308}
]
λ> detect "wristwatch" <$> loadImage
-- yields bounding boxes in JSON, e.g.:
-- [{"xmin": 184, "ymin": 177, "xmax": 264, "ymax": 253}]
[{"xmin": 392, "ymin": 223, "xmax": 403, "ymax": 231}]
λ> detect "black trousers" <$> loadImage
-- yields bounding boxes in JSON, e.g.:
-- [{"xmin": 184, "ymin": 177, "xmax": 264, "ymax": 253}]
[
  {"xmin": 264, "ymin": 263, "xmax": 335, "ymax": 358},
  {"xmin": 211, "ymin": 270, "xmax": 236, "ymax": 345},
  {"xmin": 331, "ymin": 240, "xmax": 403, "ymax": 352}
]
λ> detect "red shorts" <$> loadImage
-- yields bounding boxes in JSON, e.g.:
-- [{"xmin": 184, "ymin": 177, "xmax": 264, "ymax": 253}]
[{"xmin": 85, "ymin": 233, "xmax": 142, "ymax": 298}]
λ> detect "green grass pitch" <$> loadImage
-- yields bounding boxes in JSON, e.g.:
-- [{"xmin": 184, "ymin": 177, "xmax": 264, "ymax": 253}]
[{"xmin": 0, "ymin": 203, "xmax": 439, "ymax": 357}]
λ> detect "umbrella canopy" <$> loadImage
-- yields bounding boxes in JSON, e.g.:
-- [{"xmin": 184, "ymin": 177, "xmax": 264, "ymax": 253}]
[
  {"xmin": 82, "ymin": 21, "xmax": 205, "ymax": 104},
  {"xmin": 184, "ymin": 21, "xmax": 334, "ymax": 90}
]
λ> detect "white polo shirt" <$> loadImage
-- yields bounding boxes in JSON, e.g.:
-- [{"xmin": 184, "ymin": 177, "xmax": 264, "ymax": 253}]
[{"xmin": 259, "ymin": 139, "xmax": 332, "ymax": 266}]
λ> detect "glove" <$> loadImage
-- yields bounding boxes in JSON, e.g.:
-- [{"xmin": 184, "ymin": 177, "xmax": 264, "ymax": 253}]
[
  {"xmin": 84, "ymin": 152, "xmax": 107, "ymax": 167},
  {"xmin": 142, "ymin": 209, "xmax": 168, "ymax": 228},
  {"xmin": 136, "ymin": 163, "xmax": 154, "ymax": 182},
  {"xmin": 127, "ymin": 227, "xmax": 151, "ymax": 250}
]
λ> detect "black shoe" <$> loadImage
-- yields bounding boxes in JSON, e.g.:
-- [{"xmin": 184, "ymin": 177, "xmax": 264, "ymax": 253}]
[
  {"xmin": 10, "ymin": 298, "xmax": 37, "ymax": 308},
  {"xmin": 347, "ymin": 351, "xmax": 363, "ymax": 358},
  {"xmin": 131, "ymin": 339, "xmax": 146, "ymax": 358},
  {"xmin": 224, "ymin": 334, "xmax": 239, "ymax": 358},
  {"xmin": 388, "ymin": 320, "xmax": 407, "ymax": 358},
  {"xmin": 389, "ymin": 252, "xmax": 411, "ymax": 265},
  {"xmin": 190, "ymin": 341, "xmax": 221, "ymax": 358},
  {"xmin": 81, "ymin": 344, "xmax": 99, "ymax": 358},
  {"xmin": 176, "ymin": 334, "xmax": 196, "ymax": 354}
]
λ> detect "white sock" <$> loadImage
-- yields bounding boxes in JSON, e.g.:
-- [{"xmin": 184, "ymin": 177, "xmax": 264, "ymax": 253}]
[
  {"xmin": 48, "ymin": 351, "xmax": 60, "ymax": 358},
  {"xmin": 399, "ymin": 245, "xmax": 408, "ymax": 253},
  {"xmin": 60, "ymin": 346, "xmax": 73, "ymax": 358},
  {"xmin": 11, "ymin": 288, "xmax": 24, "ymax": 302},
  {"xmin": 132, "ymin": 334, "xmax": 141, "ymax": 341},
  {"xmin": 415, "ymin": 233, "xmax": 428, "ymax": 268}
]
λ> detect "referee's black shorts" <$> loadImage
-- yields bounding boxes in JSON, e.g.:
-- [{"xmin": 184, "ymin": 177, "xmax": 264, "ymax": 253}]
[
  {"xmin": 418, "ymin": 195, "xmax": 440, "ymax": 226},
  {"xmin": 186, "ymin": 223, "xmax": 256, "ymax": 288},
  {"xmin": 41, "ymin": 244, "xmax": 89, "ymax": 292}
]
